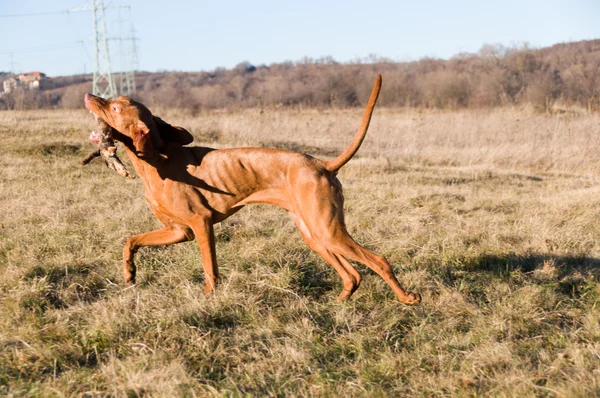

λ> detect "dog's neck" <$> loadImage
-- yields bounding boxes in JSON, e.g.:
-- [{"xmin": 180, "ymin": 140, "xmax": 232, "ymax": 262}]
[
  {"xmin": 115, "ymin": 131, "xmax": 166, "ymax": 183},
  {"xmin": 113, "ymin": 128, "xmax": 165, "ymax": 160}
]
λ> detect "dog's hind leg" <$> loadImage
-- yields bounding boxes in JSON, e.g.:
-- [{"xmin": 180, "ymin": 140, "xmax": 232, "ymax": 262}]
[
  {"xmin": 293, "ymin": 180, "xmax": 420, "ymax": 304},
  {"xmin": 330, "ymin": 235, "xmax": 421, "ymax": 305},
  {"xmin": 291, "ymin": 213, "xmax": 361, "ymax": 301},
  {"xmin": 332, "ymin": 252, "xmax": 362, "ymax": 299}
]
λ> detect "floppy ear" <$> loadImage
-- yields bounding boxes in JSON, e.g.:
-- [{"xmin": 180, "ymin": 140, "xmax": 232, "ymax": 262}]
[
  {"xmin": 153, "ymin": 116, "xmax": 194, "ymax": 146},
  {"xmin": 130, "ymin": 121, "xmax": 159, "ymax": 156}
]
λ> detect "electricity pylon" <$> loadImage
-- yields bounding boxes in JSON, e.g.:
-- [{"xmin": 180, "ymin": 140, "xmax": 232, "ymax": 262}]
[
  {"xmin": 119, "ymin": 26, "xmax": 139, "ymax": 96},
  {"xmin": 69, "ymin": 1, "xmax": 129, "ymax": 99},
  {"xmin": 91, "ymin": 0, "xmax": 117, "ymax": 98}
]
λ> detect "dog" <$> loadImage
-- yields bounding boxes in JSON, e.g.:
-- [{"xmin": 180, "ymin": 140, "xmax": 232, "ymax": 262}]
[{"xmin": 84, "ymin": 75, "xmax": 421, "ymax": 304}]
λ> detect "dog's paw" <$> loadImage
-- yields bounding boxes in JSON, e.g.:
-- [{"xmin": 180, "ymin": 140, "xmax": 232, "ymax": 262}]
[
  {"xmin": 402, "ymin": 291, "xmax": 422, "ymax": 305},
  {"xmin": 336, "ymin": 289, "xmax": 354, "ymax": 302}
]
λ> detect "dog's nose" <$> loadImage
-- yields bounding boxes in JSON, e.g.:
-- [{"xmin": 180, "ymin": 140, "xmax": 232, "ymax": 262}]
[{"xmin": 84, "ymin": 93, "xmax": 92, "ymax": 103}]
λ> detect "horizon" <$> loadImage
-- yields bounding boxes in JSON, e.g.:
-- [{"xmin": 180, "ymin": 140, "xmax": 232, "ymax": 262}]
[
  {"xmin": 1, "ymin": 0, "xmax": 598, "ymax": 78},
  {"xmin": 3, "ymin": 39, "xmax": 593, "ymax": 79}
]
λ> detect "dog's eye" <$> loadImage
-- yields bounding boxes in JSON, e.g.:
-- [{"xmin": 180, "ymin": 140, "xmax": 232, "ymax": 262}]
[{"xmin": 112, "ymin": 105, "xmax": 120, "ymax": 113}]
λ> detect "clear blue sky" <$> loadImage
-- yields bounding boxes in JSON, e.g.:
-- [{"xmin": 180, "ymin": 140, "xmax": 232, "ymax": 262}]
[{"xmin": 1, "ymin": 0, "xmax": 598, "ymax": 77}]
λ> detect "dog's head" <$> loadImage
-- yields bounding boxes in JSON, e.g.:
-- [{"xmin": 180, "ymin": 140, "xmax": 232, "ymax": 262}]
[{"xmin": 84, "ymin": 93, "xmax": 193, "ymax": 156}]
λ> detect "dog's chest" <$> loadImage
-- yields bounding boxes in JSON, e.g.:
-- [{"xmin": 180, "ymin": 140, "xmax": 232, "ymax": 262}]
[{"xmin": 145, "ymin": 179, "xmax": 206, "ymax": 222}]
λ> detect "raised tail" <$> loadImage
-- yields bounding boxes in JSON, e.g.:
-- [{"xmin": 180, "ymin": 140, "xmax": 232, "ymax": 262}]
[{"xmin": 324, "ymin": 74, "xmax": 382, "ymax": 173}]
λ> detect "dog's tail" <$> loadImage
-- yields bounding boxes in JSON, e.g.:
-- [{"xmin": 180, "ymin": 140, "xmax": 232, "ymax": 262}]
[{"xmin": 324, "ymin": 74, "xmax": 382, "ymax": 173}]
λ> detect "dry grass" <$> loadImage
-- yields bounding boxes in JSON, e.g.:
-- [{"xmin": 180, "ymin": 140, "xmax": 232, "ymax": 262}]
[{"xmin": 1, "ymin": 106, "xmax": 600, "ymax": 396}]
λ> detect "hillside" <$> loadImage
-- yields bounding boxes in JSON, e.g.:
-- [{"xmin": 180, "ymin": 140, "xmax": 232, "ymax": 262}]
[{"xmin": 1, "ymin": 39, "xmax": 599, "ymax": 111}]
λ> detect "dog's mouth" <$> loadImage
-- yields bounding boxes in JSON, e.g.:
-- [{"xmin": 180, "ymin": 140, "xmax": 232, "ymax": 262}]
[
  {"xmin": 84, "ymin": 93, "xmax": 102, "ymax": 111},
  {"xmin": 84, "ymin": 93, "xmax": 114, "ymax": 128}
]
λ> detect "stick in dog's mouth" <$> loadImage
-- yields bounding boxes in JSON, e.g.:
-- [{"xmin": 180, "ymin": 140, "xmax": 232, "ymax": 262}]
[{"xmin": 81, "ymin": 117, "xmax": 135, "ymax": 179}]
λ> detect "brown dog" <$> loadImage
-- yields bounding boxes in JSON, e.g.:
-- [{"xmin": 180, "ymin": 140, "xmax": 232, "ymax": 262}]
[{"xmin": 84, "ymin": 75, "xmax": 421, "ymax": 304}]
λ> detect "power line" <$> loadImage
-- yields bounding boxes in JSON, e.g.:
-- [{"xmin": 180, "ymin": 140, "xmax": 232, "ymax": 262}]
[
  {"xmin": 2, "ymin": 2, "xmax": 138, "ymax": 99},
  {"xmin": 64, "ymin": 9, "xmax": 94, "ymax": 64},
  {"xmin": 0, "ymin": 5, "xmax": 95, "ymax": 72},
  {"xmin": 0, "ymin": 11, "xmax": 68, "ymax": 18},
  {"xmin": 1, "ymin": 42, "xmax": 88, "ymax": 75},
  {"xmin": 0, "ymin": 41, "xmax": 85, "ymax": 55}
]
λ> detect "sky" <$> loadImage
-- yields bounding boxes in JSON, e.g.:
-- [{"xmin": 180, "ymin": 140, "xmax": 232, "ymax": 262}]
[{"xmin": 0, "ymin": 0, "xmax": 598, "ymax": 77}]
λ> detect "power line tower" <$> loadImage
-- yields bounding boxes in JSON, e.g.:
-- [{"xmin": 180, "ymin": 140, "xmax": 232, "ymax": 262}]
[
  {"xmin": 91, "ymin": 0, "xmax": 117, "ymax": 99},
  {"xmin": 118, "ymin": 24, "xmax": 139, "ymax": 96},
  {"xmin": 70, "ymin": 0, "xmax": 128, "ymax": 98}
]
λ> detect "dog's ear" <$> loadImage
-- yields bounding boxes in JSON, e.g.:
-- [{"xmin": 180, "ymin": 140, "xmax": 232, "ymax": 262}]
[
  {"xmin": 130, "ymin": 119, "xmax": 166, "ymax": 157},
  {"xmin": 131, "ymin": 121, "xmax": 152, "ymax": 155},
  {"xmin": 153, "ymin": 116, "xmax": 194, "ymax": 146}
]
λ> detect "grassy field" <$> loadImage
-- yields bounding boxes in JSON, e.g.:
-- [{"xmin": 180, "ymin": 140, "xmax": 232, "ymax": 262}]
[{"xmin": 1, "ymin": 105, "xmax": 600, "ymax": 396}]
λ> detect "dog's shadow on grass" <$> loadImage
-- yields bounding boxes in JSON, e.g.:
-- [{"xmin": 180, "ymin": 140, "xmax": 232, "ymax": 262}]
[
  {"xmin": 21, "ymin": 263, "xmax": 109, "ymax": 312},
  {"xmin": 442, "ymin": 251, "xmax": 600, "ymax": 298},
  {"xmin": 459, "ymin": 252, "xmax": 600, "ymax": 274},
  {"xmin": 293, "ymin": 266, "xmax": 337, "ymax": 300}
]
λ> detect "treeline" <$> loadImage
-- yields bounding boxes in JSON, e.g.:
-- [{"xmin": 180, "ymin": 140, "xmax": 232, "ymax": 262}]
[{"xmin": 2, "ymin": 39, "xmax": 600, "ymax": 111}]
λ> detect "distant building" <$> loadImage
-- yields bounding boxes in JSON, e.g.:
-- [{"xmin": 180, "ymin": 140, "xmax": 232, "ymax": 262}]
[
  {"xmin": 2, "ymin": 72, "xmax": 47, "ymax": 93},
  {"xmin": 3, "ymin": 78, "xmax": 18, "ymax": 93},
  {"xmin": 18, "ymin": 72, "xmax": 46, "ymax": 89}
]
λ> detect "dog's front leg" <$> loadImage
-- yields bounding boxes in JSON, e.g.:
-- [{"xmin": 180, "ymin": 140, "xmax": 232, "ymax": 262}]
[
  {"xmin": 190, "ymin": 218, "xmax": 220, "ymax": 294},
  {"xmin": 122, "ymin": 226, "xmax": 194, "ymax": 285}
]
